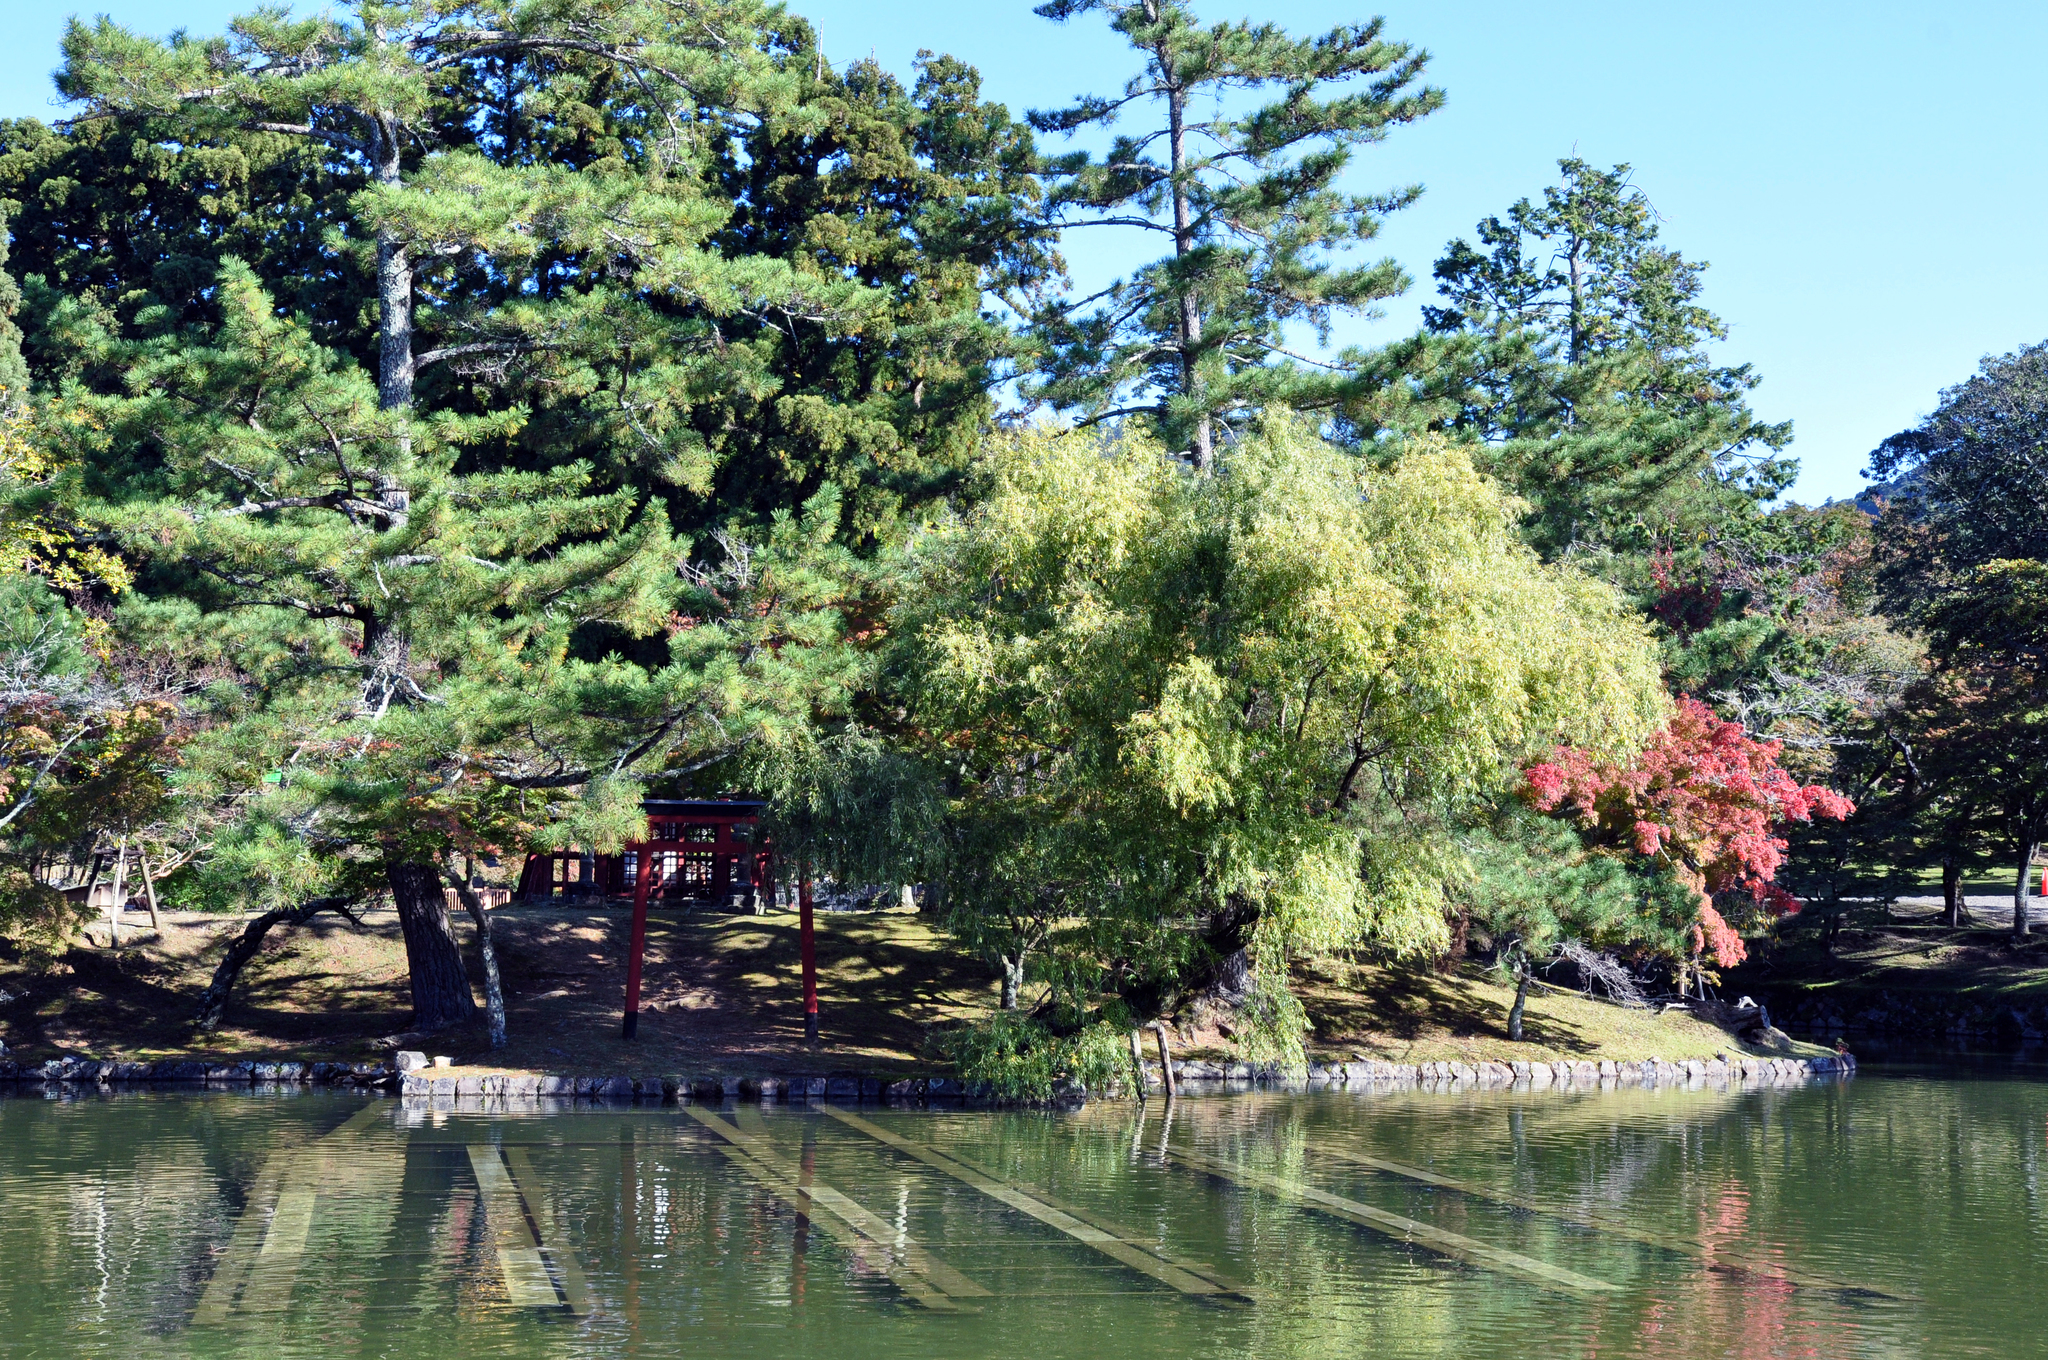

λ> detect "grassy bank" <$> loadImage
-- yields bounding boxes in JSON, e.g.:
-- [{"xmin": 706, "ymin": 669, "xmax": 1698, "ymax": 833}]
[{"xmin": 1, "ymin": 902, "xmax": 1828, "ymax": 1074}]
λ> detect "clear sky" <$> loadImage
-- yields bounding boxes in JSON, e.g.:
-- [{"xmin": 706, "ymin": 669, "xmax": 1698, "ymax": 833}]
[{"xmin": 4, "ymin": 1, "xmax": 2044, "ymax": 505}]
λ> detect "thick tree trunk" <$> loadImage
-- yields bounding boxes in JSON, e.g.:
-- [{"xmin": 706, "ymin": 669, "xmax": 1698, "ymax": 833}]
[
  {"xmin": 1507, "ymin": 968, "xmax": 1529, "ymax": 1042},
  {"xmin": 194, "ymin": 898, "xmax": 347, "ymax": 1031},
  {"xmin": 1440, "ymin": 907, "xmax": 1470, "ymax": 974},
  {"xmin": 2014, "ymin": 837, "xmax": 2038, "ymax": 940},
  {"xmin": 449, "ymin": 870, "xmax": 507, "ymax": 1049},
  {"xmin": 388, "ymin": 860, "xmax": 477, "ymax": 1031},
  {"xmin": 999, "ymin": 951, "xmax": 1026, "ymax": 1011}
]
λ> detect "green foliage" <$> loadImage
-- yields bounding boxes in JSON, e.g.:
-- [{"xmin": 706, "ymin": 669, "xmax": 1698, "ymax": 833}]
[
  {"xmin": 1892, "ymin": 560, "xmax": 2048, "ymax": 928},
  {"xmin": 12, "ymin": 2, "xmax": 1052, "ymax": 548},
  {"xmin": 1460, "ymin": 802, "xmax": 1690, "ymax": 974},
  {"xmin": 1026, "ymin": 0, "xmax": 1443, "ymax": 468},
  {"xmin": 898, "ymin": 417, "xmax": 1666, "ymax": 1057},
  {"xmin": 1870, "ymin": 341, "xmax": 2048, "ymax": 611},
  {"xmin": 1429, "ymin": 159, "xmax": 1793, "ymax": 560},
  {"xmin": 1826, "ymin": 342, "xmax": 2048, "ymax": 936},
  {"xmin": 4, "ymin": 2, "xmax": 1042, "ymax": 948},
  {"xmin": 931, "ymin": 1012, "xmax": 1133, "ymax": 1103}
]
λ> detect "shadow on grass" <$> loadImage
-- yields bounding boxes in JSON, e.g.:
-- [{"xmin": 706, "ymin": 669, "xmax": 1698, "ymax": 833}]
[{"xmin": 1300, "ymin": 962, "xmax": 1601, "ymax": 1055}]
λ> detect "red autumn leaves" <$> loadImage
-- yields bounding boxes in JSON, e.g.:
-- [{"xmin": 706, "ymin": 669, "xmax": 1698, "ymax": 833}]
[{"xmin": 1523, "ymin": 697, "xmax": 1854, "ymax": 966}]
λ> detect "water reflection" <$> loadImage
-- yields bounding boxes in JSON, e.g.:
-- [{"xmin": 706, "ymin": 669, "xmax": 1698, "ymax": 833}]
[{"xmin": 0, "ymin": 1076, "xmax": 2016, "ymax": 1357}]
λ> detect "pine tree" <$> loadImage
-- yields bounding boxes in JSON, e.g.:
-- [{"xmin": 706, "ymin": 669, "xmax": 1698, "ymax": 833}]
[
  {"xmin": 1025, "ymin": 0, "xmax": 1441, "ymax": 471},
  {"xmin": 1428, "ymin": 159, "xmax": 1792, "ymax": 560},
  {"xmin": 39, "ymin": 0, "xmax": 888, "ymax": 1030}
]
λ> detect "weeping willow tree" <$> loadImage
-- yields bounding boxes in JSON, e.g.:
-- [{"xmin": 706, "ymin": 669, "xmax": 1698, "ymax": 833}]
[{"xmin": 896, "ymin": 418, "xmax": 1666, "ymax": 1060}]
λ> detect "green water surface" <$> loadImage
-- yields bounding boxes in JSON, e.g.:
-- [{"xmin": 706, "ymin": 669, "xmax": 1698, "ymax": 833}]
[{"xmin": 0, "ymin": 1065, "xmax": 2032, "ymax": 1358}]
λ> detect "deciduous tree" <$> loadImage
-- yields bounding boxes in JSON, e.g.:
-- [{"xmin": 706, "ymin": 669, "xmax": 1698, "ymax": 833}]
[
  {"xmin": 897, "ymin": 417, "xmax": 1666, "ymax": 1057},
  {"xmin": 1523, "ymin": 696, "xmax": 1853, "ymax": 989}
]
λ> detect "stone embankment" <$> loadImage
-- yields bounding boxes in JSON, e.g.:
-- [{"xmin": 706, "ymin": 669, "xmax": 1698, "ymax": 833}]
[
  {"xmin": 1158, "ymin": 1053, "xmax": 1850, "ymax": 1094},
  {"xmin": 1775, "ymin": 989, "xmax": 2048, "ymax": 1044},
  {"xmin": 0, "ymin": 1058, "xmax": 391, "ymax": 1087},
  {"xmin": 0, "ymin": 1051, "xmax": 1851, "ymax": 1100}
]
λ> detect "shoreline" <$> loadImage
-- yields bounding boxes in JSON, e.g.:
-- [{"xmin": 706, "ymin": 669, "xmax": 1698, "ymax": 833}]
[{"xmin": 0, "ymin": 1051, "xmax": 1854, "ymax": 1102}]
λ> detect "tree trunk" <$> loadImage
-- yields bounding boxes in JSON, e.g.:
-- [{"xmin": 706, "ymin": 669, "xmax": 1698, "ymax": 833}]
[
  {"xmin": 1155, "ymin": 29, "xmax": 1211, "ymax": 474},
  {"xmin": 106, "ymin": 838, "xmax": 127, "ymax": 948},
  {"xmin": 388, "ymin": 860, "xmax": 477, "ymax": 1031},
  {"xmin": 2014, "ymin": 836, "xmax": 2038, "ymax": 940},
  {"xmin": 1942, "ymin": 853, "xmax": 1964, "ymax": 928},
  {"xmin": 1440, "ymin": 907, "xmax": 1470, "ymax": 974},
  {"xmin": 194, "ymin": 899, "xmax": 347, "ymax": 1031},
  {"xmin": 999, "ymin": 951, "xmax": 1026, "ymax": 1012},
  {"xmin": 799, "ymin": 869, "xmax": 818, "ymax": 1043},
  {"xmin": 371, "ymin": 109, "xmax": 415, "ymax": 416},
  {"xmin": 1507, "ymin": 967, "xmax": 1529, "ymax": 1042},
  {"xmin": 137, "ymin": 846, "xmax": 161, "ymax": 931},
  {"xmin": 449, "ymin": 869, "xmax": 507, "ymax": 1049}
]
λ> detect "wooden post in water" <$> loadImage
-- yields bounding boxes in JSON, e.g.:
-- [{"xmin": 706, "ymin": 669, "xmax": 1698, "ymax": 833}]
[
  {"xmin": 1128, "ymin": 1029, "xmax": 1149, "ymax": 1100},
  {"xmin": 1153, "ymin": 1023, "xmax": 1177, "ymax": 1098},
  {"xmin": 800, "ymin": 866, "xmax": 819, "ymax": 1043}
]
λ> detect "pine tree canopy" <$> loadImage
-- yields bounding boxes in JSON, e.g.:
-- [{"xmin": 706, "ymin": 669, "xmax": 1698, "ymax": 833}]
[
  {"xmin": 1025, "ymin": 0, "xmax": 1442, "ymax": 470},
  {"xmin": 6, "ymin": 0, "xmax": 1051, "ymax": 1027},
  {"xmin": 1428, "ymin": 159, "xmax": 1792, "ymax": 561}
]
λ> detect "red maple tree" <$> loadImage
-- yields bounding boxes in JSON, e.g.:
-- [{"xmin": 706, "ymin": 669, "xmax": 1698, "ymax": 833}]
[{"xmin": 1522, "ymin": 697, "xmax": 1854, "ymax": 966}]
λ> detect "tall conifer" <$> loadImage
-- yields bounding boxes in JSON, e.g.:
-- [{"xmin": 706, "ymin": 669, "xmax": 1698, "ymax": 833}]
[
  {"xmin": 35, "ymin": 1, "xmax": 906, "ymax": 1029},
  {"xmin": 1025, "ymin": 0, "xmax": 1440, "ymax": 470}
]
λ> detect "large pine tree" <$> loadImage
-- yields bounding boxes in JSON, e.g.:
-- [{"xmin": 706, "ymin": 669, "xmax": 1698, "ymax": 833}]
[
  {"xmin": 1426, "ymin": 159, "xmax": 1793, "ymax": 560},
  {"xmin": 19, "ymin": 1, "xmax": 1044, "ymax": 1031},
  {"xmin": 1025, "ymin": 0, "xmax": 1441, "ymax": 471}
]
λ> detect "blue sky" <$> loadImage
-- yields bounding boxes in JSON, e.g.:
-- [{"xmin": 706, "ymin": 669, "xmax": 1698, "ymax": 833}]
[{"xmin": 4, "ymin": 1, "xmax": 2044, "ymax": 504}]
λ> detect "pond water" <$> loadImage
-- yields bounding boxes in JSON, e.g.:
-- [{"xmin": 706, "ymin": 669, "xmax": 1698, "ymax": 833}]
[{"xmin": 0, "ymin": 1064, "xmax": 2039, "ymax": 1359}]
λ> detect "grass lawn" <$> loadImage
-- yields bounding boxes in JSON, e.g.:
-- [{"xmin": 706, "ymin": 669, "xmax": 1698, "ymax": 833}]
[{"xmin": 1294, "ymin": 956, "xmax": 1828, "ymax": 1065}]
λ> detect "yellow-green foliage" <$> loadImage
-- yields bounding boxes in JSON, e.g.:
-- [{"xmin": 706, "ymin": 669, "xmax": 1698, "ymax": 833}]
[{"xmin": 904, "ymin": 418, "xmax": 1666, "ymax": 1051}]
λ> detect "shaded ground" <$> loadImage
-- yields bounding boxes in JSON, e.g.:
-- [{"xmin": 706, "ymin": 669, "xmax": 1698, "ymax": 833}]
[
  {"xmin": 0, "ymin": 903, "xmax": 997, "ymax": 1075},
  {"xmin": 2, "ymin": 901, "xmax": 1829, "ymax": 1073},
  {"xmin": 1732, "ymin": 898, "xmax": 2048, "ymax": 1008}
]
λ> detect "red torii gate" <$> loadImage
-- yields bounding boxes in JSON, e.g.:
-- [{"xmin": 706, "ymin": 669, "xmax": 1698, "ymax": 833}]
[
  {"xmin": 617, "ymin": 799, "xmax": 774, "ymax": 1039},
  {"xmin": 517, "ymin": 796, "xmax": 819, "ymax": 1043}
]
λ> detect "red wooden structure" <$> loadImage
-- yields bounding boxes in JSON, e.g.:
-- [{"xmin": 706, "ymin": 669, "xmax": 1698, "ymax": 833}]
[
  {"xmin": 512, "ymin": 797, "xmax": 816, "ymax": 1044},
  {"xmin": 516, "ymin": 799, "xmax": 772, "ymax": 906}
]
